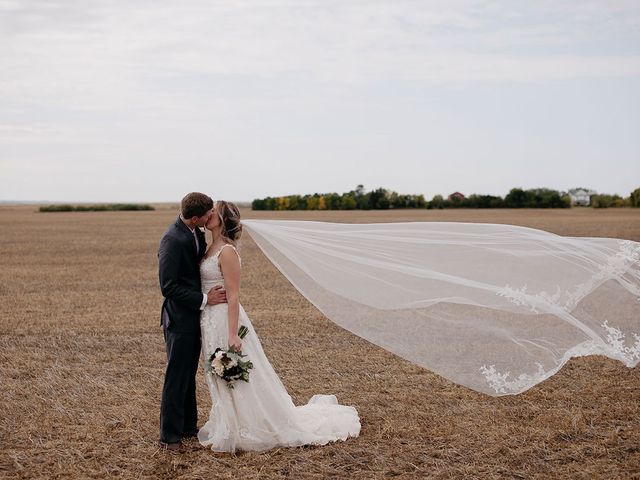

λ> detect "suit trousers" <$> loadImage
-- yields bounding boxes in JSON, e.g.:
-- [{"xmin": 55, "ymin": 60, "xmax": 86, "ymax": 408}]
[{"xmin": 159, "ymin": 311, "xmax": 201, "ymax": 443}]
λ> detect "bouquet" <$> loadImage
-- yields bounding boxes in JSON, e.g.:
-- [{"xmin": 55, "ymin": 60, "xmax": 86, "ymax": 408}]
[{"xmin": 205, "ymin": 325, "xmax": 253, "ymax": 389}]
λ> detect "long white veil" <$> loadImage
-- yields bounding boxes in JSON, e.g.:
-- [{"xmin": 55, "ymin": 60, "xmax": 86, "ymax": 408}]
[{"xmin": 243, "ymin": 220, "xmax": 640, "ymax": 396}]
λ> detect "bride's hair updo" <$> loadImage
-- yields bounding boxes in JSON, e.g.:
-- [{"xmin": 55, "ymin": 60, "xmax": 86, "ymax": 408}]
[{"xmin": 216, "ymin": 200, "xmax": 243, "ymax": 245}]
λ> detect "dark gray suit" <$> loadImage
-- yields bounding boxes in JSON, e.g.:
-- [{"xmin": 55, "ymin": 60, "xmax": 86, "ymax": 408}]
[{"xmin": 158, "ymin": 216, "xmax": 207, "ymax": 443}]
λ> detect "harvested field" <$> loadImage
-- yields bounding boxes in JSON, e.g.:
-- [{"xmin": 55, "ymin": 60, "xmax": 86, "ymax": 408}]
[{"xmin": 1, "ymin": 205, "xmax": 639, "ymax": 479}]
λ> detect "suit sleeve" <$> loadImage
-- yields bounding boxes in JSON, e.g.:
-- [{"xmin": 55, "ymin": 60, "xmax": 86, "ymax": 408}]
[{"xmin": 158, "ymin": 235, "xmax": 203, "ymax": 310}]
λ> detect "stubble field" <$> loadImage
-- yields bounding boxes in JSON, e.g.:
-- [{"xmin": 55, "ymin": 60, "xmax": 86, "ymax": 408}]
[{"xmin": 1, "ymin": 206, "xmax": 639, "ymax": 479}]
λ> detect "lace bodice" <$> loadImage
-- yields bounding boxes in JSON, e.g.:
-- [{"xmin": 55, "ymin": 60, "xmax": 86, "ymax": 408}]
[{"xmin": 200, "ymin": 244, "xmax": 240, "ymax": 293}]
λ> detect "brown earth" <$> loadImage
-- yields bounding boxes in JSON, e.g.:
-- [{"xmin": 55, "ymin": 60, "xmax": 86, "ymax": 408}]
[{"xmin": 0, "ymin": 205, "xmax": 639, "ymax": 479}]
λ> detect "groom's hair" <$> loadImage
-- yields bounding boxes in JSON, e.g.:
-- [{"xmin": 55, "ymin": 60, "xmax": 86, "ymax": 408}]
[{"xmin": 181, "ymin": 192, "xmax": 214, "ymax": 219}]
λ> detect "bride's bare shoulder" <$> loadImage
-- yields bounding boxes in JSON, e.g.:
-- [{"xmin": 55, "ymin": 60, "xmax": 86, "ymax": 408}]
[{"xmin": 218, "ymin": 243, "xmax": 241, "ymax": 263}]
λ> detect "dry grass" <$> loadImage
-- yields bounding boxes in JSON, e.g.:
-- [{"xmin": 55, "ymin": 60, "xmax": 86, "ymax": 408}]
[{"xmin": 1, "ymin": 205, "xmax": 639, "ymax": 479}]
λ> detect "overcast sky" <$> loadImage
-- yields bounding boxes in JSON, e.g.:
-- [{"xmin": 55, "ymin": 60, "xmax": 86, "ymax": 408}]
[{"xmin": 1, "ymin": 0, "xmax": 639, "ymax": 202}]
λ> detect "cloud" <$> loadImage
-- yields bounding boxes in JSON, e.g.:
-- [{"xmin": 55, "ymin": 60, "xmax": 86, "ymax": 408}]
[
  {"xmin": 2, "ymin": 0, "xmax": 640, "ymax": 107},
  {"xmin": 1, "ymin": 1, "xmax": 639, "ymax": 200}
]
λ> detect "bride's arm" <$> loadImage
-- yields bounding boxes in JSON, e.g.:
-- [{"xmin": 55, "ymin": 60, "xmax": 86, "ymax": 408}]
[{"xmin": 219, "ymin": 246, "xmax": 242, "ymax": 350}]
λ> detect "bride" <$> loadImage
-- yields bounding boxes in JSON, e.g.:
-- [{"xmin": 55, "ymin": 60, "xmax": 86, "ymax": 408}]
[{"xmin": 197, "ymin": 201, "xmax": 360, "ymax": 453}]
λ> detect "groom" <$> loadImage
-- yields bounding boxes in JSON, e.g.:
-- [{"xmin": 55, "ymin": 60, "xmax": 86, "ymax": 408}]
[{"xmin": 158, "ymin": 192, "xmax": 227, "ymax": 450}]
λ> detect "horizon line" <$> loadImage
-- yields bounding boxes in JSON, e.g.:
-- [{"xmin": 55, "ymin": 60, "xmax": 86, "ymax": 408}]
[{"xmin": 2, "ymin": 189, "xmax": 635, "ymax": 205}]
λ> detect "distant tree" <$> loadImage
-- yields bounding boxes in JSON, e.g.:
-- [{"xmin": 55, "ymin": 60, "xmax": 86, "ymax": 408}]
[
  {"xmin": 591, "ymin": 194, "xmax": 625, "ymax": 208},
  {"xmin": 369, "ymin": 188, "xmax": 390, "ymax": 209},
  {"xmin": 276, "ymin": 197, "xmax": 290, "ymax": 210},
  {"xmin": 528, "ymin": 188, "xmax": 569, "ymax": 208},
  {"xmin": 356, "ymin": 192, "xmax": 371, "ymax": 210},
  {"xmin": 411, "ymin": 194, "xmax": 427, "ymax": 208},
  {"xmin": 39, "ymin": 204, "xmax": 154, "ymax": 212},
  {"xmin": 448, "ymin": 194, "xmax": 464, "ymax": 208},
  {"xmin": 306, "ymin": 196, "xmax": 319, "ymax": 210},
  {"xmin": 389, "ymin": 191, "xmax": 401, "ymax": 208},
  {"xmin": 251, "ymin": 199, "xmax": 265, "ymax": 210},
  {"xmin": 590, "ymin": 194, "xmax": 608, "ymax": 208},
  {"xmin": 631, "ymin": 188, "xmax": 640, "ymax": 207},
  {"xmin": 502, "ymin": 188, "xmax": 569, "ymax": 208},
  {"xmin": 340, "ymin": 194, "xmax": 357, "ymax": 210},
  {"xmin": 252, "ymin": 184, "xmax": 574, "ymax": 210},
  {"xmin": 504, "ymin": 188, "xmax": 527, "ymax": 208},
  {"xmin": 295, "ymin": 195, "xmax": 306, "ymax": 210},
  {"xmin": 378, "ymin": 196, "xmax": 391, "ymax": 209},
  {"xmin": 284, "ymin": 195, "xmax": 299, "ymax": 210},
  {"xmin": 489, "ymin": 196, "xmax": 504, "ymax": 208},
  {"xmin": 266, "ymin": 197, "xmax": 277, "ymax": 210},
  {"xmin": 326, "ymin": 193, "xmax": 341, "ymax": 210},
  {"xmin": 429, "ymin": 194, "xmax": 445, "ymax": 209},
  {"xmin": 463, "ymin": 194, "xmax": 504, "ymax": 208}
]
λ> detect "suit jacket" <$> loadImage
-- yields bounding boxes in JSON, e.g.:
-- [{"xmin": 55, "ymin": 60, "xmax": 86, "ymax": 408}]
[{"xmin": 158, "ymin": 216, "xmax": 207, "ymax": 333}]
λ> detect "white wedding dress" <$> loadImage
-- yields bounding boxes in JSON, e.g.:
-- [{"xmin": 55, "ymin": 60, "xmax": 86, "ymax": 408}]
[{"xmin": 197, "ymin": 244, "xmax": 361, "ymax": 453}]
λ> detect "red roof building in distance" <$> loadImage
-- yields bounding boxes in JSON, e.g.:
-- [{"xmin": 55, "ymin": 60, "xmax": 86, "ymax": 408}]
[{"xmin": 448, "ymin": 192, "xmax": 465, "ymax": 201}]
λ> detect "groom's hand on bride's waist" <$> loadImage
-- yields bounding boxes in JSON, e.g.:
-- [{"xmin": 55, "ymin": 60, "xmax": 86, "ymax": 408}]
[{"xmin": 207, "ymin": 285, "xmax": 227, "ymax": 305}]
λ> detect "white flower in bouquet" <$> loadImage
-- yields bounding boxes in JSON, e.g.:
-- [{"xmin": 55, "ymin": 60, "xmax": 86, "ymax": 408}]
[{"xmin": 212, "ymin": 355, "xmax": 225, "ymax": 375}]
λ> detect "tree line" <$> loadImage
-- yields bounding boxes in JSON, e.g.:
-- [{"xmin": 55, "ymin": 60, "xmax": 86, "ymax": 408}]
[
  {"xmin": 39, "ymin": 204, "xmax": 154, "ymax": 212},
  {"xmin": 252, "ymin": 186, "xmax": 640, "ymax": 210}
]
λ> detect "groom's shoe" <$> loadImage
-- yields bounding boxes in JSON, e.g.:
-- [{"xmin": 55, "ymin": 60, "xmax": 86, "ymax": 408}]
[
  {"xmin": 182, "ymin": 430, "xmax": 199, "ymax": 439},
  {"xmin": 158, "ymin": 440, "xmax": 182, "ymax": 451}
]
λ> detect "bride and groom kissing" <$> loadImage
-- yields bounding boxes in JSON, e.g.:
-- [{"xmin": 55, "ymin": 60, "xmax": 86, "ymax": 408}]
[{"xmin": 158, "ymin": 192, "xmax": 361, "ymax": 453}]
